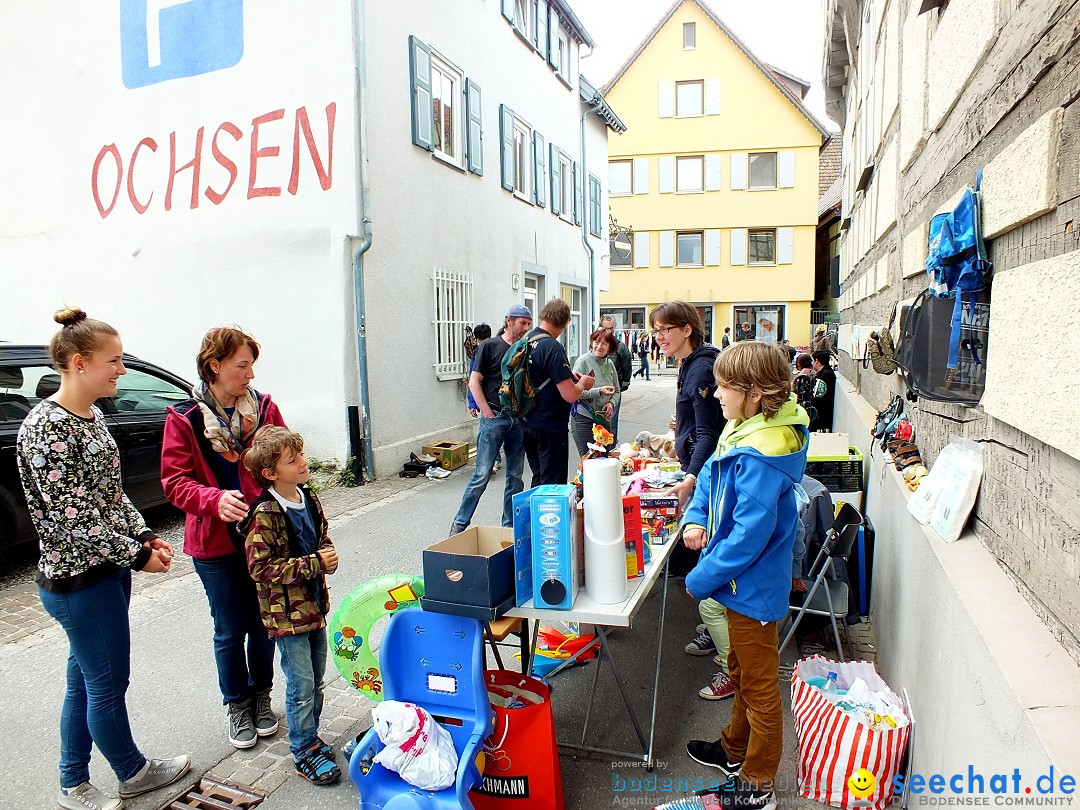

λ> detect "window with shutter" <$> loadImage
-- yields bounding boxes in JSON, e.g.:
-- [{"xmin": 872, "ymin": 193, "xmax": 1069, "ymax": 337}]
[
  {"xmin": 634, "ymin": 232, "xmax": 650, "ymax": 268},
  {"xmin": 409, "ymin": 36, "xmax": 434, "ymax": 151},
  {"xmin": 676, "ymin": 156, "xmax": 704, "ymax": 193},
  {"xmin": 730, "ymin": 153, "xmax": 747, "ymax": 190},
  {"xmin": 499, "ymin": 104, "xmax": 515, "ymax": 190},
  {"xmin": 705, "ymin": 230, "xmax": 721, "ymax": 265},
  {"xmin": 749, "ymin": 153, "xmax": 777, "ymax": 189},
  {"xmin": 748, "ymin": 229, "xmax": 777, "ymax": 264},
  {"xmin": 676, "ymin": 80, "xmax": 703, "ymax": 116},
  {"xmin": 705, "ymin": 154, "xmax": 721, "ymax": 191},
  {"xmin": 659, "ymin": 156, "xmax": 675, "ymax": 194},
  {"xmin": 588, "ymin": 174, "xmax": 602, "ymax": 237},
  {"xmin": 658, "ymin": 81, "xmax": 674, "ymax": 118},
  {"xmin": 778, "ymin": 151, "xmax": 795, "ymax": 188},
  {"xmin": 633, "ymin": 158, "xmax": 649, "ymax": 194},
  {"xmin": 465, "ymin": 79, "xmax": 483, "ymax": 175},
  {"xmin": 659, "ymin": 231, "xmax": 675, "ymax": 267},
  {"xmin": 549, "ymin": 142, "xmax": 561, "ymax": 215},
  {"xmin": 512, "ymin": 117, "xmax": 533, "ymax": 202},
  {"xmin": 609, "ymin": 160, "xmax": 632, "ymax": 196},
  {"xmin": 676, "ymin": 231, "xmax": 703, "ymax": 266},
  {"xmin": 430, "ymin": 52, "xmax": 465, "ymax": 169},
  {"xmin": 572, "ymin": 161, "xmax": 581, "ymax": 225},
  {"xmin": 730, "ymin": 229, "xmax": 748, "ymax": 265},
  {"xmin": 533, "ymin": 131, "xmax": 546, "ymax": 207}
]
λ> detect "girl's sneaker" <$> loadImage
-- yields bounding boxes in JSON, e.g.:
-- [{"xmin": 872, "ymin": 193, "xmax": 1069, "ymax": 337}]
[
  {"xmin": 58, "ymin": 782, "xmax": 122, "ymax": 810},
  {"xmin": 295, "ymin": 742, "xmax": 341, "ymax": 785},
  {"xmin": 685, "ymin": 627, "xmax": 717, "ymax": 656}
]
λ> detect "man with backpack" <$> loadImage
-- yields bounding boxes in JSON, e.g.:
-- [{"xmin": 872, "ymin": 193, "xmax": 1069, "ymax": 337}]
[
  {"xmin": 503, "ymin": 299, "xmax": 593, "ymax": 486},
  {"xmin": 447, "ymin": 305, "xmax": 533, "ymax": 536}
]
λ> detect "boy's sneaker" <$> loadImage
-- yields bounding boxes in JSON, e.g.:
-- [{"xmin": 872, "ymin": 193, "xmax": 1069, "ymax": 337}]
[
  {"xmin": 118, "ymin": 755, "xmax": 191, "ymax": 799},
  {"xmin": 227, "ymin": 699, "xmax": 257, "ymax": 749},
  {"xmin": 686, "ymin": 738, "xmax": 743, "ymax": 777},
  {"xmin": 685, "ymin": 627, "xmax": 717, "ymax": 656},
  {"xmin": 696, "ymin": 622, "xmax": 706, "ymax": 634},
  {"xmin": 699, "ymin": 671, "xmax": 736, "ymax": 700},
  {"xmin": 253, "ymin": 689, "xmax": 279, "ymax": 736},
  {"xmin": 294, "ymin": 742, "xmax": 341, "ymax": 785},
  {"xmin": 712, "ymin": 653, "xmax": 727, "ymax": 667},
  {"xmin": 711, "ymin": 776, "xmax": 777, "ymax": 810},
  {"xmin": 58, "ymin": 782, "xmax": 122, "ymax": 810}
]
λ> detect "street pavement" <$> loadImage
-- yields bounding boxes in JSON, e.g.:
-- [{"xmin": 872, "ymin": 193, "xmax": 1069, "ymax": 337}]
[{"xmin": 0, "ymin": 372, "xmax": 874, "ymax": 809}]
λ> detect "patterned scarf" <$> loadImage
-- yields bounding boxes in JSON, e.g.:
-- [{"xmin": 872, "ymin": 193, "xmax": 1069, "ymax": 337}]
[{"xmin": 192, "ymin": 381, "xmax": 262, "ymax": 462}]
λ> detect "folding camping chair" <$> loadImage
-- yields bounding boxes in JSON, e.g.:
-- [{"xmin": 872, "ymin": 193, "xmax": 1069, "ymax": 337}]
[{"xmin": 779, "ymin": 501, "xmax": 863, "ymax": 661}]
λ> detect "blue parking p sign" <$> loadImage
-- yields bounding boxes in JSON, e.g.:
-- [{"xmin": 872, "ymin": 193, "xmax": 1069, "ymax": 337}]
[{"xmin": 120, "ymin": 0, "xmax": 244, "ymax": 89}]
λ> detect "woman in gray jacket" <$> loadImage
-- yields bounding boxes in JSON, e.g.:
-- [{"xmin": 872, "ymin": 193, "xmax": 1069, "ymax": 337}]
[{"xmin": 570, "ymin": 328, "xmax": 621, "ymax": 458}]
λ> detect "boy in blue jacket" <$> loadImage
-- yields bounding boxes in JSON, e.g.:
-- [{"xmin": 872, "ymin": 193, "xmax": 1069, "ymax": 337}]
[{"xmin": 681, "ymin": 341, "xmax": 809, "ymax": 810}]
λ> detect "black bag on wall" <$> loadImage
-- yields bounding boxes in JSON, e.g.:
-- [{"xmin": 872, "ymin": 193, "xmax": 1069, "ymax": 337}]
[{"xmin": 895, "ymin": 286, "xmax": 990, "ymax": 405}]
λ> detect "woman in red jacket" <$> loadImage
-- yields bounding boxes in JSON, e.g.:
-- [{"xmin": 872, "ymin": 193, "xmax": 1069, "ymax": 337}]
[{"xmin": 161, "ymin": 327, "xmax": 286, "ymax": 750}]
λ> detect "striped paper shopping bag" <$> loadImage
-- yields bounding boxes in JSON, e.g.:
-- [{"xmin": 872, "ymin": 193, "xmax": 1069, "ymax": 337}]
[{"xmin": 791, "ymin": 656, "xmax": 910, "ymax": 810}]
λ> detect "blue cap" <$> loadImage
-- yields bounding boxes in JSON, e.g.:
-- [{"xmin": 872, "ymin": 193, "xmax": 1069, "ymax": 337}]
[{"xmin": 507, "ymin": 304, "xmax": 533, "ymax": 319}]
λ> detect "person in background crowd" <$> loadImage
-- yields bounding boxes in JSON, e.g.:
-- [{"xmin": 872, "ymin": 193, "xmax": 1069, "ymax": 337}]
[
  {"xmin": 809, "ymin": 350, "xmax": 837, "ymax": 432},
  {"xmin": 161, "ymin": 327, "xmax": 284, "ymax": 751},
  {"xmin": 632, "ymin": 330, "xmax": 651, "ymax": 380},
  {"xmin": 521, "ymin": 299, "xmax": 594, "ymax": 486},
  {"xmin": 721, "ymin": 327, "xmax": 732, "ymax": 350},
  {"xmin": 449, "ymin": 305, "xmax": 533, "ymax": 535},
  {"xmin": 781, "ymin": 339, "xmax": 797, "ymax": 364},
  {"xmin": 599, "ymin": 315, "xmax": 633, "ymax": 444},
  {"xmin": 812, "ymin": 324, "xmax": 834, "ymax": 354},
  {"xmin": 737, "ymin": 322, "xmax": 754, "ymax": 342},
  {"xmin": 19, "ymin": 308, "xmax": 190, "ymax": 810},
  {"xmin": 466, "ymin": 323, "xmax": 501, "ymax": 475},
  {"xmin": 571, "ymin": 328, "xmax": 621, "ymax": 458},
  {"xmin": 793, "ymin": 353, "xmax": 816, "ymax": 426}
]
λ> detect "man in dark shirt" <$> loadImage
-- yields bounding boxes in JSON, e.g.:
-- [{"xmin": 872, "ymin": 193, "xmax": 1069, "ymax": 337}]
[
  {"xmin": 448, "ymin": 304, "xmax": 533, "ymax": 535},
  {"xmin": 599, "ymin": 315, "xmax": 633, "ymax": 444},
  {"xmin": 810, "ymin": 350, "xmax": 837, "ymax": 432},
  {"xmin": 522, "ymin": 299, "xmax": 594, "ymax": 486}
]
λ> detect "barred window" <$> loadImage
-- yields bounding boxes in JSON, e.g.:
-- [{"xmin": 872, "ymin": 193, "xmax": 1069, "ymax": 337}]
[{"xmin": 432, "ymin": 268, "xmax": 475, "ymax": 380}]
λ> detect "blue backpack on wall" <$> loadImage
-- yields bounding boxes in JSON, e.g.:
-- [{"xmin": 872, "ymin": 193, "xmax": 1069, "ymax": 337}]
[{"xmin": 925, "ymin": 168, "xmax": 991, "ymax": 370}]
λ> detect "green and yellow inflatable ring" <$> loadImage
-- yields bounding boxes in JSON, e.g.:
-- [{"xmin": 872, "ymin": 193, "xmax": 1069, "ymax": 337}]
[{"xmin": 329, "ymin": 574, "xmax": 424, "ymax": 701}]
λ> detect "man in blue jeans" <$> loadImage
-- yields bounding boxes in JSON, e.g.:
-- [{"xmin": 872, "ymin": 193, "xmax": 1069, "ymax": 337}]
[{"xmin": 449, "ymin": 304, "xmax": 533, "ymax": 535}]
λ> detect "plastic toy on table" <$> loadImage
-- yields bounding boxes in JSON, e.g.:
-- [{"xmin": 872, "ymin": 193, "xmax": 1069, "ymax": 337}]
[{"xmin": 349, "ymin": 610, "xmax": 494, "ymax": 810}]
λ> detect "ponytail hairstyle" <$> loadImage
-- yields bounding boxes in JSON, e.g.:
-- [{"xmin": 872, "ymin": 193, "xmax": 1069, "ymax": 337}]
[{"xmin": 49, "ymin": 308, "xmax": 119, "ymax": 371}]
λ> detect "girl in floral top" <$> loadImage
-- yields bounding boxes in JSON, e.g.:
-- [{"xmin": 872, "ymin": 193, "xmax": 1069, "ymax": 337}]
[{"xmin": 17, "ymin": 308, "xmax": 190, "ymax": 810}]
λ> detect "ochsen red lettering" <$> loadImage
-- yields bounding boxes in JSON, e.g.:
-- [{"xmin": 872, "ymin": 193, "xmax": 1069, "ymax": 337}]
[
  {"xmin": 288, "ymin": 102, "xmax": 336, "ymax": 195},
  {"xmin": 127, "ymin": 137, "xmax": 158, "ymax": 214},
  {"xmin": 206, "ymin": 122, "xmax": 242, "ymax": 205},
  {"xmin": 248, "ymin": 109, "xmax": 285, "ymax": 198},
  {"xmin": 92, "ymin": 144, "xmax": 123, "ymax": 219},
  {"xmin": 166, "ymin": 127, "xmax": 204, "ymax": 211}
]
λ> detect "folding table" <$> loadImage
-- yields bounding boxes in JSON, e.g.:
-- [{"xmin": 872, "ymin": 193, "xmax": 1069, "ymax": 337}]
[{"xmin": 505, "ymin": 536, "xmax": 679, "ymax": 768}]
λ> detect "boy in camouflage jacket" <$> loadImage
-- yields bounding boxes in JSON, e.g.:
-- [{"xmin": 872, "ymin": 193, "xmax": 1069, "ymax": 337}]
[{"xmin": 242, "ymin": 426, "xmax": 341, "ymax": 785}]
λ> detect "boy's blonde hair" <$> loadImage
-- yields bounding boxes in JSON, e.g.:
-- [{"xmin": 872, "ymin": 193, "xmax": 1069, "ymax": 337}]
[
  {"xmin": 244, "ymin": 425, "xmax": 305, "ymax": 488},
  {"xmin": 713, "ymin": 341, "xmax": 793, "ymax": 420}
]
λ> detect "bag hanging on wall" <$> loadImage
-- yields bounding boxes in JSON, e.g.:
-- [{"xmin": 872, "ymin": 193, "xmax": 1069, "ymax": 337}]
[
  {"xmin": 471, "ymin": 671, "xmax": 565, "ymax": 810},
  {"xmin": 865, "ymin": 302, "xmax": 900, "ymax": 375},
  {"xmin": 791, "ymin": 656, "xmax": 911, "ymax": 810}
]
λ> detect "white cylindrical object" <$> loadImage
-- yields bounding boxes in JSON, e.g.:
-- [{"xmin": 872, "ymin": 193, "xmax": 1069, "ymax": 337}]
[{"xmin": 582, "ymin": 458, "xmax": 627, "ymax": 604}]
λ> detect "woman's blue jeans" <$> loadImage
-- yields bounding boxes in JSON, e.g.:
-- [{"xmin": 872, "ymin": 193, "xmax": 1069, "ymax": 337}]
[
  {"xmin": 39, "ymin": 569, "xmax": 147, "ymax": 788},
  {"xmin": 276, "ymin": 629, "xmax": 328, "ymax": 756},
  {"xmin": 193, "ymin": 552, "xmax": 275, "ymax": 705}
]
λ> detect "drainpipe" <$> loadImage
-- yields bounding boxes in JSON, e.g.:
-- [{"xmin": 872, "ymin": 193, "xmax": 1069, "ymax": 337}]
[
  {"xmin": 580, "ymin": 99, "xmax": 603, "ymax": 326},
  {"xmin": 351, "ymin": 0, "xmax": 375, "ymax": 483}
]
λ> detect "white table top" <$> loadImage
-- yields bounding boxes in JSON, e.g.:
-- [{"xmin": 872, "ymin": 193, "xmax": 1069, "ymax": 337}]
[{"xmin": 505, "ymin": 535, "xmax": 680, "ymax": 628}]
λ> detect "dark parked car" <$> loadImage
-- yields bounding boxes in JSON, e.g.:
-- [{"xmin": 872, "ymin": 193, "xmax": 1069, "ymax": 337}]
[{"xmin": 0, "ymin": 345, "xmax": 192, "ymax": 561}]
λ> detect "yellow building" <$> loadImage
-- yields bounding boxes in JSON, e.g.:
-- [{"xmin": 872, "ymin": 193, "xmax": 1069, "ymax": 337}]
[{"xmin": 601, "ymin": 0, "xmax": 828, "ymax": 347}]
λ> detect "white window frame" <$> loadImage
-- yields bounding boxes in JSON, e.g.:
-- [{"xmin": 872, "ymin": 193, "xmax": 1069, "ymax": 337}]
[
  {"xmin": 513, "ymin": 0, "xmax": 534, "ymax": 43},
  {"xmin": 675, "ymin": 80, "xmax": 704, "ymax": 117},
  {"xmin": 556, "ymin": 26, "xmax": 571, "ymax": 84},
  {"xmin": 430, "ymin": 52, "xmax": 465, "ymax": 170},
  {"xmin": 748, "ymin": 152, "xmax": 777, "ymax": 190},
  {"xmin": 676, "ymin": 230, "xmax": 704, "ymax": 267},
  {"xmin": 560, "ymin": 284, "xmax": 584, "ymax": 360},
  {"xmin": 432, "ymin": 268, "xmax": 475, "ymax": 380},
  {"xmin": 683, "ymin": 22, "xmax": 696, "ymax": 49},
  {"xmin": 558, "ymin": 152, "xmax": 573, "ymax": 223},
  {"xmin": 676, "ymin": 155, "xmax": 704, "ymax": 193},
  {"xmin": 748, "ymin": 228, "xmax": 777, "ymax": 265},
  {"xmin": 609, "ymin": 159, "xmax": 633, "ymax": 196},
  {"xmin": 512, "ymin": 115, "xmax": 533, "ymax": 203}
]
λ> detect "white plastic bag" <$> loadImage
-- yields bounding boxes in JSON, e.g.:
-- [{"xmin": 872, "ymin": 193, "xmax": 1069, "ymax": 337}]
[
  {"xmin": 906, "ymin": 435, "xmax": 983, "ymax": 543},
  {"xmin": 371, "ymin": 700, "xmax": 458, "ymax": 791}
]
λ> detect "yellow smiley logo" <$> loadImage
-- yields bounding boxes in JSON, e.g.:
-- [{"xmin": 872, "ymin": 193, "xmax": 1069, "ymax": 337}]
[{"xmin": 848, "ymin": 769, "xmax": 877, "ymax": 798}]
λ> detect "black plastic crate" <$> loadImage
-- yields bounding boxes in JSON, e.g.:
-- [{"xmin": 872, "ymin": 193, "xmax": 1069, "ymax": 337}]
[{"xmin": 814, "ymin": 473, "xmax": 863, "ymax": 492}]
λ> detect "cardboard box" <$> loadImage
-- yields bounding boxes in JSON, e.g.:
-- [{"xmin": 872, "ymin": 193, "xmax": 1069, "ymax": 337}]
[
  {"xmin": 422, "ymin": 527, "xmax": 514, "ymax": 608},
  {"xmin": 420, "ymin": 594, "xmax": 515, "ymax": 622},
  {"xmin": 622, "ymin": 495, "xmax": 644, "ymax": 579},
  {"xmin": 640, "ymin": 494, "xmax": 680, "ymax": 545},
  {"xmin": 421, "ymin": 440, "xmax": 470, "ymax": 470},
  {"xmin": 512, "ymin": 488, "xmax": 538, "ymax": 606},
  {"xmin": 530, "ymin": 485, "xmax": 579, "ymax": 610}
]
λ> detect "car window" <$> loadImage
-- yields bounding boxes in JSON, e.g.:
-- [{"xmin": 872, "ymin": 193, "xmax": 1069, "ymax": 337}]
[
  {"xmin": 111, "ymin": 367, "xmax": 189, "ymax": 414},
  {"xmin": 0, "ymin": 363, "xmax": 60, "ymax": 423}
]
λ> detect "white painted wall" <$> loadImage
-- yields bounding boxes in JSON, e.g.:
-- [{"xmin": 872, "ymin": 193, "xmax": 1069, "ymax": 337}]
[
  {"xmin": 831, "ymin": 378, "xmax": 1080, "ymax": 779},
  {"xmin": 0, "ymin": 2, "xmax": 360, "ymax": 459},
  {"xmin": 362, "ymin": 0, "xmax": 609, "ymax": 476}
]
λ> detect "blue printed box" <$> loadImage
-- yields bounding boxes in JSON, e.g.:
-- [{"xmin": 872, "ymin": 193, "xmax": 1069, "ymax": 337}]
[
  {"xmin": 512, "ymin": 487, "xmax": 538, "ymax": 607},
  {"xmin": 530, "ymin": 485, "xmax": 579, "ymax": 610}
]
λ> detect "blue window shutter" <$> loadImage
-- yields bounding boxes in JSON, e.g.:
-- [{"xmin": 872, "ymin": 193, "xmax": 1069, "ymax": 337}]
[
  {"xmin": 547, "ymin": 6, "xmax": 559, "ymax": 68},
  {"xmin": 550, "ymin": 143, "xmax": 561, "ymax": 215},
  {"xmin": 502, "ymin": 0, "xmax": 514, "ymax": 23},
  {"xmin": 589, "ymin": 175, "xmax": 602, "ymax": 236},
  {"xmin": 572, "ymin": 161, "xmax": 581, "ymax": 225},
  {"xmin": 465, "ymin": 79, "xmax": 483, "ymax": 175},
  {"xmin": 499, "ymin": 104, "xmax": 515, "ymax": 191},
  {"xmin": 408, "ymin": 36, "xmax": 433, "ymax": 151},
  {"xmin": 535, "ymin": 0, "xmax": 547, "ymax": 53},
  {"xmin": 533, "ymin": 131, "xmax": 546, "ymax": 207}
]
